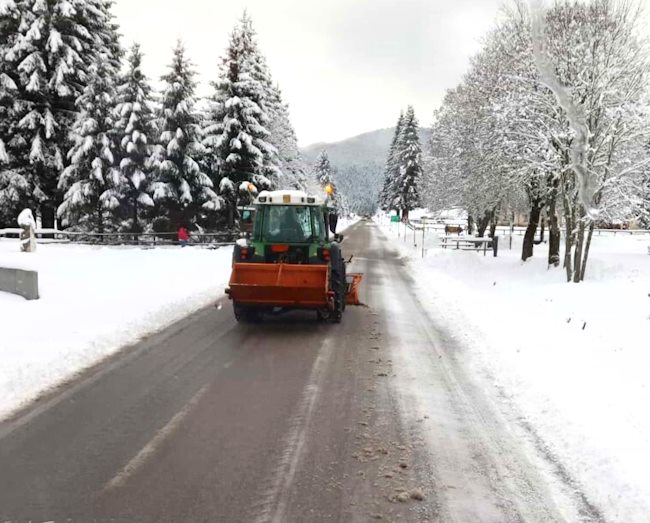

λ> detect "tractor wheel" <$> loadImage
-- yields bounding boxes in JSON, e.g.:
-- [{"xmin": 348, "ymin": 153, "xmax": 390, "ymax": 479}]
[
  {"xmin": 233, "ymin": 303, "xmax": 261, "ymax": 323},
  {"xmin": 329, "ymin": 245, "xmax": 345, "ymax": 323}
]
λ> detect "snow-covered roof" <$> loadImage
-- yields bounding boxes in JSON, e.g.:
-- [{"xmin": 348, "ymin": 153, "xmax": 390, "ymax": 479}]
[{"xmin": 255, "ymin": 190, "xmax": 326, "ymax": 206}]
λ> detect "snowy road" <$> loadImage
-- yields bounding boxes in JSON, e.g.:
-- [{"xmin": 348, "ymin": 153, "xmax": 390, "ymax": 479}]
[{"xmin": 0, "ymin": 221, "xmax": 602, "ymax": 522}]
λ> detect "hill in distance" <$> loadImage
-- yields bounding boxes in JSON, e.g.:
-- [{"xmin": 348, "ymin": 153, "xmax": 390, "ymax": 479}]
[
  {"xmin": 300, "ymin": 127, "xmax": 431, "ymax": 216},
  {"xmin": 301, "ymin": 127, "xmax": 431, "ymax": 168}
]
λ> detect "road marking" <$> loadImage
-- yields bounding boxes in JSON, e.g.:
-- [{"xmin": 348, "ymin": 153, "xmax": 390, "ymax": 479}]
[
  {"xmin": 102, "ymin": 383, "xmax": 210, "ymax": 492},
  {"xmin": 255, "ymin": 338, "xmax": 333, "ymax": 523}
]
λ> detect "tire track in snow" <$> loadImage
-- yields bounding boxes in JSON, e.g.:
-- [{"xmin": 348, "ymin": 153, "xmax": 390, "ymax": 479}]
[{"xmin": 253, "ymin": 338, "xmax": 334, "ymax": 523}]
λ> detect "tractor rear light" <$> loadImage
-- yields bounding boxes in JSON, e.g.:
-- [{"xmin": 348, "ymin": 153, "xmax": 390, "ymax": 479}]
[
  {"xmin": 240, "ymin": 247, "xmax": 249, "ymax": 260},
  {"xmin": 271, "ymin": 244, "xmax": 289, "ymax": 253},
  {"xmin": 322, "ymin": 248, "xmax": 331, "ymax": 261}
]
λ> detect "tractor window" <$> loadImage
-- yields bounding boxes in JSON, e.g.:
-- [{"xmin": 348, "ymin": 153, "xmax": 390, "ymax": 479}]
[
  {"xmin": 311, "ymin": 209, "xmax": 326, "ymax": 241},
  {"xmin": 260, "ymin": 205, "xmax": 314, "ymax": 243}
]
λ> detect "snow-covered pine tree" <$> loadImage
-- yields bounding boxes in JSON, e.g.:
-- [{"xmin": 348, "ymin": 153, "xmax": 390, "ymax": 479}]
[
  {"xmin": 238, "ymin": 15, "xmax": 283, "ymax": 187},
  {"xmin": 379, "ymin": 111, "xmax": 404, "ymax": 212},
  {"xmin": 3, "ymin": 0, "xmax": 121, "ymax": 228},
  {"xmin": 267, "ymin": 83, "xmax": 307, "ymax": 190},
  {"xmin": 57, "ymin": 56, "xmax": 120, "ymax": 233},
  {"xmin": 313, "ymin": 149, "xmax": 334, "ymax": 188},
  {"xmin": 393, "ymin": 106, "xmax": 422, "ymax": 219},
  {"xmin": 203, "ymin": 13, "xmax": 278, "ymax": 225},
  {"xmin": 0, "ymin": 0, "xmax": 30, "ymax": 226},
  {"xmin": 114, "ymin": 43, "xmax": 155, "ymax": 232},
  {"xmin": 150, "ymin": 41, "xmax": 220, "ymax": 231},
  {"xmin": 312, "ymin": 149, "xmax": 340, "ymax": 208}
]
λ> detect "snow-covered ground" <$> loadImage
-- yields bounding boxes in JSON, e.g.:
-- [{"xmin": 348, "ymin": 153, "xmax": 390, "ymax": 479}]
[
  {"xmin": 377, "ymin": 215, "xmax": 650, "ymax": 521},
  {"xmin": 0, "ymin": 219, "xmax": 358, "ymax": 421},
  {"xmin": 0, "ymin": 240, "xmax": 234, "ymax": 420}
]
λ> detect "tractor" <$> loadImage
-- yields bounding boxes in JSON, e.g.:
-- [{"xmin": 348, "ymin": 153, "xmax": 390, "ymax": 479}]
[{"xmin": 225, "ymin": 189, "xmax": 360, "ymax": 323}]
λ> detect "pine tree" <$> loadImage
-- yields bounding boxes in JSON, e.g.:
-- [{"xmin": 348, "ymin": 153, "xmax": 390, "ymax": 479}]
[
  {"xmin": 203, "ymin": 13, "xmax": 277, "ymax": 225},
  {"xmin": 3, "ymin": 0, "xmax": 121, "ymax": 228},
  {"xmin": 379, "ymin": 111, "xmax": 404, "ymax": 212},
  {"xmin": 57, "ymin": 57, "xmax": 120, "ymax": 232},
  {"xmin": 115, "ymin": 43, "xmax": 155, "ymax": 232},
  {"xmin": 0, "ymin": 0, "xmax": 29, "ymax": 226},
  {"xmin": 393, "ymin": 106, "xmax": 421, "ymax": 219},
  {"xmin": 267, "ymin": 84, "xmax": 306, "ymax": 190},
  {"xmin": 150, "ymin": 41, "xmax": 220, "ymax": 230},
  {"xmin": 313, "ymin": 150, "xmax": 334, "ymax": 188}
]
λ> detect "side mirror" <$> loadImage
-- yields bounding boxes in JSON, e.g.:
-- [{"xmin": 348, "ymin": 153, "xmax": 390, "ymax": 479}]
[{"xmin": 329, "ymin": 213, "xmax": 338, "ymax": 234}]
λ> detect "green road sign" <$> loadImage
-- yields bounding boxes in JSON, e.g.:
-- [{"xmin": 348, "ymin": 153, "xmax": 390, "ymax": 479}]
[{"xmin": 390, "ymin": 215, "xmax": 400, "ymax": 223}]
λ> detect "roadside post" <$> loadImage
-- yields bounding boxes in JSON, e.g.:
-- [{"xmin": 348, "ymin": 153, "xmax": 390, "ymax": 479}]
[{"xmin": 421, "ymin": 219, "xmax": 426, "ymax": 258}]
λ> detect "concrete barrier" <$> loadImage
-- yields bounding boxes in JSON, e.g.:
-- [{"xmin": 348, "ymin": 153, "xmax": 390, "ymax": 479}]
[{"xmin": 0, "ymin": 267, "xmax": 39, "ymax": 300}]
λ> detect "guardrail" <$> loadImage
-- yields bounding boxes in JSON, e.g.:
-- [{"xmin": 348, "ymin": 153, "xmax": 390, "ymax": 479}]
[
  {"xmin": 0, "ymin": 267, "xmax": 39, "ymax": 300},
  {"xmin": 0, "ymin": 228, "xmax": 235, "ymax": 246}
]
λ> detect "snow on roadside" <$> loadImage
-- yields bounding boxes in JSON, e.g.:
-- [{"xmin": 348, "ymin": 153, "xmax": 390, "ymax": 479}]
[
  {"xmin": 377, "ymin": 218, "xmax": 650, "ymax": 522},
  {"xmin": 0, "ymin": 240, "xmax": 233, "ymax": 420},
  {"xmin": 336, "ymin": 214, "xmax": 360, "ymax": 233}
]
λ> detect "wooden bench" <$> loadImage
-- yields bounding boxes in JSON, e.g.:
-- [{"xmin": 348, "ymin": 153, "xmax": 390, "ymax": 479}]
[{"xmin": 440, "ymin": 235, "xmax": 499, "ymax": 257}]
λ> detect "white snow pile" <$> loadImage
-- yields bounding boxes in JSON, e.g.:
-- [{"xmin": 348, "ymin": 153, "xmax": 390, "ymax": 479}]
[
  {"xmin": 0, "ymin": 241, "xmax": 233, "ymax": 420},
  {"xmin": 378, "ymin": 217, "xmax": 650, "ymax": 522}
]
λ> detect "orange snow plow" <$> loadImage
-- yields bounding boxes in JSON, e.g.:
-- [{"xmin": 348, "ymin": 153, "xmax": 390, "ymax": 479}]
[
  {"xmin": 227, "ymin": 263, "xmax": 331, "ymax": 309},
  {"xmin": 346, "ymin": 273, "xmax": 364, "ymax": 305}
]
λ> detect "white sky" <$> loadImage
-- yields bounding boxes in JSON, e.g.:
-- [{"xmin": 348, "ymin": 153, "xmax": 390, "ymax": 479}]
[{"xmin": 111, "ymin": 0, "xmax": 650, "ymax": 146}]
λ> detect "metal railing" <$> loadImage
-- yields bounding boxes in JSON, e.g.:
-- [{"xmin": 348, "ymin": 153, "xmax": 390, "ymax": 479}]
[{"xmin": 382, "ymin": 214, "xmax": 650, "ymax": 259}]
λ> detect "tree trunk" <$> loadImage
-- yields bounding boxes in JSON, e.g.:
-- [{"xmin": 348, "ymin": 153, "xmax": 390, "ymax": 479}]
[
  {"xmin": 40, "ymin": 204, "xmax": 55, "ymax": 229},
  {"xmin": 132, "ymin": 199, "xmax": 139, "ymax": 233},
  {"xmin": 476, "ymin": 210, "xmax": 490, "ymax": 237},
  {"xmin": 96, "ymin": 199, "xmax": 105, "ymax": 242},
  {"xmin": 467, "ymin": 214, "xmax": 474, "ymax": 235},
  {"xmin": 579, "ymin": 221, "xmax": 595, "ymax": 281},
  {"xmin": 546, "ymin": 176, "xmax": 560, "ymax": 267},
  {"xmin": 573, "ymin": 205, "xmax": 585, "ymax": 283},
  {"xmin": 547, "ymin": 195, "xmax": 560, "ymax": 267},
  {"xmin": 562, "ymin": 190, "xmax": 574, "ymax": 282},
  {"xmin": 488, "ymin": 207, "xmax": 498, "ymax": 238},
  {"xmin": 572, "ymin": 215, "xmax": 585, "ymax": 283},
  {"xmin": 539, "ymin": 215, "xmax": 545, "ymax": 242},
  {"xmin": 522, "ymin": 198, "xmax": 542, "ymax": 261}
]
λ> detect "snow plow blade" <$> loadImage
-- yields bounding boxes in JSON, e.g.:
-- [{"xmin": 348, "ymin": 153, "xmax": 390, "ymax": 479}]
[
  {"xmin": 346, "ymin": 273, "xmax": 364, "ymax": 305},
  {"xmin": 227, "ymin": 263, "xmax": 331, "ymax": 309}
]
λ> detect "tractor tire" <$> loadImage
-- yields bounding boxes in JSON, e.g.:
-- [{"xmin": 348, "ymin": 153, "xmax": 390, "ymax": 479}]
[
  {"xmin": 233, "ymin": 303, "xmax": 261, "ymax": 323},
  {"xmin": 329, "ymin": 245, "xmax": 345, "ymax": 323}
]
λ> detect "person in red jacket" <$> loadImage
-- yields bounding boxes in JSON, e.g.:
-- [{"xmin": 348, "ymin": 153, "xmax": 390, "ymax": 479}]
[{"xmin": 178, "ymin": 225, "xmax": 189, "ymax": 247}]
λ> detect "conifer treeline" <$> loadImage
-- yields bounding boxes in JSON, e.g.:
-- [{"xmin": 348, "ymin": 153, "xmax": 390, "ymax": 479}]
[{"xmin": 0, "ymin": 3, "xmax": 307, "ymax": 231}]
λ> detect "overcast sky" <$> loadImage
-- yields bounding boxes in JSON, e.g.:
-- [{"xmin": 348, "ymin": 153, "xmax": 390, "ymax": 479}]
[{"xmin": 111, "ymin": 0, "xmax": 519, "ymax": 146}]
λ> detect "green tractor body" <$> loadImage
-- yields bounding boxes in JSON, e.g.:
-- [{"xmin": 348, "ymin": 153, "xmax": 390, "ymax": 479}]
[{"xmin": 226, "ymin": 190, "xmax": 348, "ymax": 322}]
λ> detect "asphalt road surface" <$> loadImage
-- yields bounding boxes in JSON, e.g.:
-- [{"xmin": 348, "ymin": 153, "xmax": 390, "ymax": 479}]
[{"xmin": 0, "ymin": 220, "xmax": 604, "ymax": 522}]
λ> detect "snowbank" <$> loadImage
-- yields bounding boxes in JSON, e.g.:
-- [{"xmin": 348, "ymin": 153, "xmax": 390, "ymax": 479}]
[
  {"xmin": 377, "ymin": 218, "xmax": 650, "ymax": 522},
  {"xmin": 0, "ymin": 240, "xmax": 233, "ymax": 420}
]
